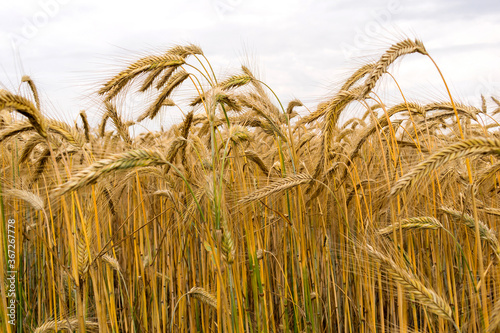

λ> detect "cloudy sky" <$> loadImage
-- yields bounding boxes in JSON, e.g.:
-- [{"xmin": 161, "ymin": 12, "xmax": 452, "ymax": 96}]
[{"xmin": 1, "ymin": 0, "xmax": 499, "ymax": 128}]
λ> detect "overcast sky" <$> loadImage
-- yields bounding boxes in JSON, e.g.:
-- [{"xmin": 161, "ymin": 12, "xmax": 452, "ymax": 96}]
[{"xmin": 1, "ymin": 0, "xmax": 499, "ymax": 128}]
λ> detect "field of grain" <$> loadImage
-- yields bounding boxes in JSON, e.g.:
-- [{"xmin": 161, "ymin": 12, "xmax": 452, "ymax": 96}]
[{"xmin": 1, "ymin": 39, "xmax": 499, "ymax": 332}]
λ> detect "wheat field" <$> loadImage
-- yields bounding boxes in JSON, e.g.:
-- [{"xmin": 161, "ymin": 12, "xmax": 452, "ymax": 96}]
[{"xmin": 1, "ymin": 39, "xmax": 500, "ymax": 332}]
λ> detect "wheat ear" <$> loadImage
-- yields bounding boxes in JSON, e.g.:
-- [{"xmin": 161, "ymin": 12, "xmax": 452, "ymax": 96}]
[
  {"xmin": 440, "ymin": 206, "xmax": 500, "ymax": 260},
  {"xmin": 365, "ymin": 243, "xmax": 456, "ymax": 325},
  {"xmin": 79, "ymin": 110, "xmax": 91, "ymax": 142},
  {"xmin": 239, "ymin": 173, "xmax": 313, "ymax": 204},
  {"xmin": 0, "ymin": 90, "xmax": 47, "ymax": 138},
  {"xmin": 19, "ymin": 134, "xmax": 45, "ymax": 163},
  {"xmin": 53, "ymin": 149, "xmax": 167, "ymax": 197},
  {"xmin": 244, "ymin": 150, "xmax": 270, "ymax": 175},
  {"xmin": 48, "ymin": 119, "xmax": 86, "ymax": 148},
  {"xmin": 98, "ymin": 54, "xmax": 185, "ymax": 100},
  {"xmin": 390, "ymin": 137, "xmax": 500, "ymax": 197},
  {"xmin": 101, "ymin": 254, "xmax": 122, "ymax": 274},
  {"xmin": 34, "ymin": 317, "xmax": 99, "ymax": 333},
  {"xmin": 144, "ymin": 69, "xmax": 189, "ymax": 121},
  {"xmin": 377, "ymin": 217, "xmax": 443, "ymax": 236},
  {"xmin": 21, "ymin": 75, "xmax": 40, "ymax": 110},
  {"xmin": 188, "ymin": 287, "xmax": 217, "ymax": 309},
  {"xmin": 219, "ymin": 73, "xmax": 252, "ymax": 90},
  {"xmin": 322, "ymin": 86, "xmax": 364, "ymax": 154},
  {"xmin": 105, "ymin": 101, "xmax": 131, "ymax": 145},
  {"xmin": 360, "ymin": 39, "xmax": 427, "ymax": 98},
  {"xmin": 4, "ymin": 189, "xmax": 44, "ymax": 211},
  {"xmin": 340, "ymin": 62, "xmax": 376, "ymax": 91},
  {"xmin": 220, "ymin": 212, "xmax": 236, "ymax": 264},
  {"xmin": 286, "ymin": 99, "xmax": 303, "ymax": 115}
]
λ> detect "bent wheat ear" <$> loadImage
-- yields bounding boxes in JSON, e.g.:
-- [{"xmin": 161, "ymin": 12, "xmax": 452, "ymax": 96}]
[
  {"xmin": 365, "ymin": 243, "xmax": 456, "ymax": 325},
  {"xmin": 49, "ymin": 119, "xmax": 86, "ymax": 148},
  {"xmin": 168, "ymin": 43, "xmax": 204, "ymax": 58},
  {"xmin": 98, "ymin": 112, "xmax": 109, "ymax": 137},
  {"xmin": 0, "ymin": 121, "xmax": 34, "ymax": 143},
  {"xmin": 244, "ymin": 150, "xmax": 270, "ymax": 175},
  {"xmin": 155, "ymin": 67, "xmax": 178, "ymax": 90},
  {"xmin": 323, "ymin": 86, "xmax": 364, "ymax": 154},
  {"xmin": 340, "ymin": 62, "xmax": 375, "ymax": 92},
  {"xmin": 144, "ymin": 70, "xmax": 189, "ymax": 120},
  {"xmin": 99, "ymin": 54, "xmax": 185, "ymax": 100},
  {"xmin": 377, "ymin": 217, "xmax": 443, "ymax": 236},
  {"xmin": 34, "ymin": 318, "xmax": 99, "ymax": 333},
  {"xmin": 21, "ymin": 75, "xmax": 40, "ymax": 110},
  {"xmin": 53, "ymin": 149, "xmax": 167, "ymax": 197},
  {"xmin": 101, "ymin": 254, "xmax": 121, "ymax": 274},
  {"xmin": 440, "ymin": 207, "xmax": 500, "ymax": 260},
  {"xmin": 390, "ymin": 137, "xmax": 500, "ymax": 197},
  {"xmin": 20, "ymin": 134, "xmax": 46, "ymax": 163},
  {"xmin": 105, "ymin": 101, "xmax": 131, "ymax": 145},
  {"xmin": 4, "ymin": 189, "xmax": 44, "ymax": 211},
  {"xmin": 188, "ymin": 287, "xmax": 217, "ymax": 309},
  {"xmin": 219, "ymin": 73, "xmax": 252, "ymax": 90},
  {"xmin": 286, "ymin": 99, "xmax": 303, "ymax": 115},
  {"xmin": 0, "ymin": 90, "xmax": 47, "ymax": 138},
  {"xmin": 424, "ymin": 102, "xmax": 480, "ymax": 121},
  {"xmin": 361, "ymin": 39, "xmax": 427, "ymax": 98},
  {"xmin": 79, "ymin": 110, "xmax": 91, "ymax": 142},
  {"xmin": 139, "ymin": 67, "xmax": 164, "ymax": 92},
  {"xmin": 239, "ymin": 173, "xmax": 313, "ymax": 204}
]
